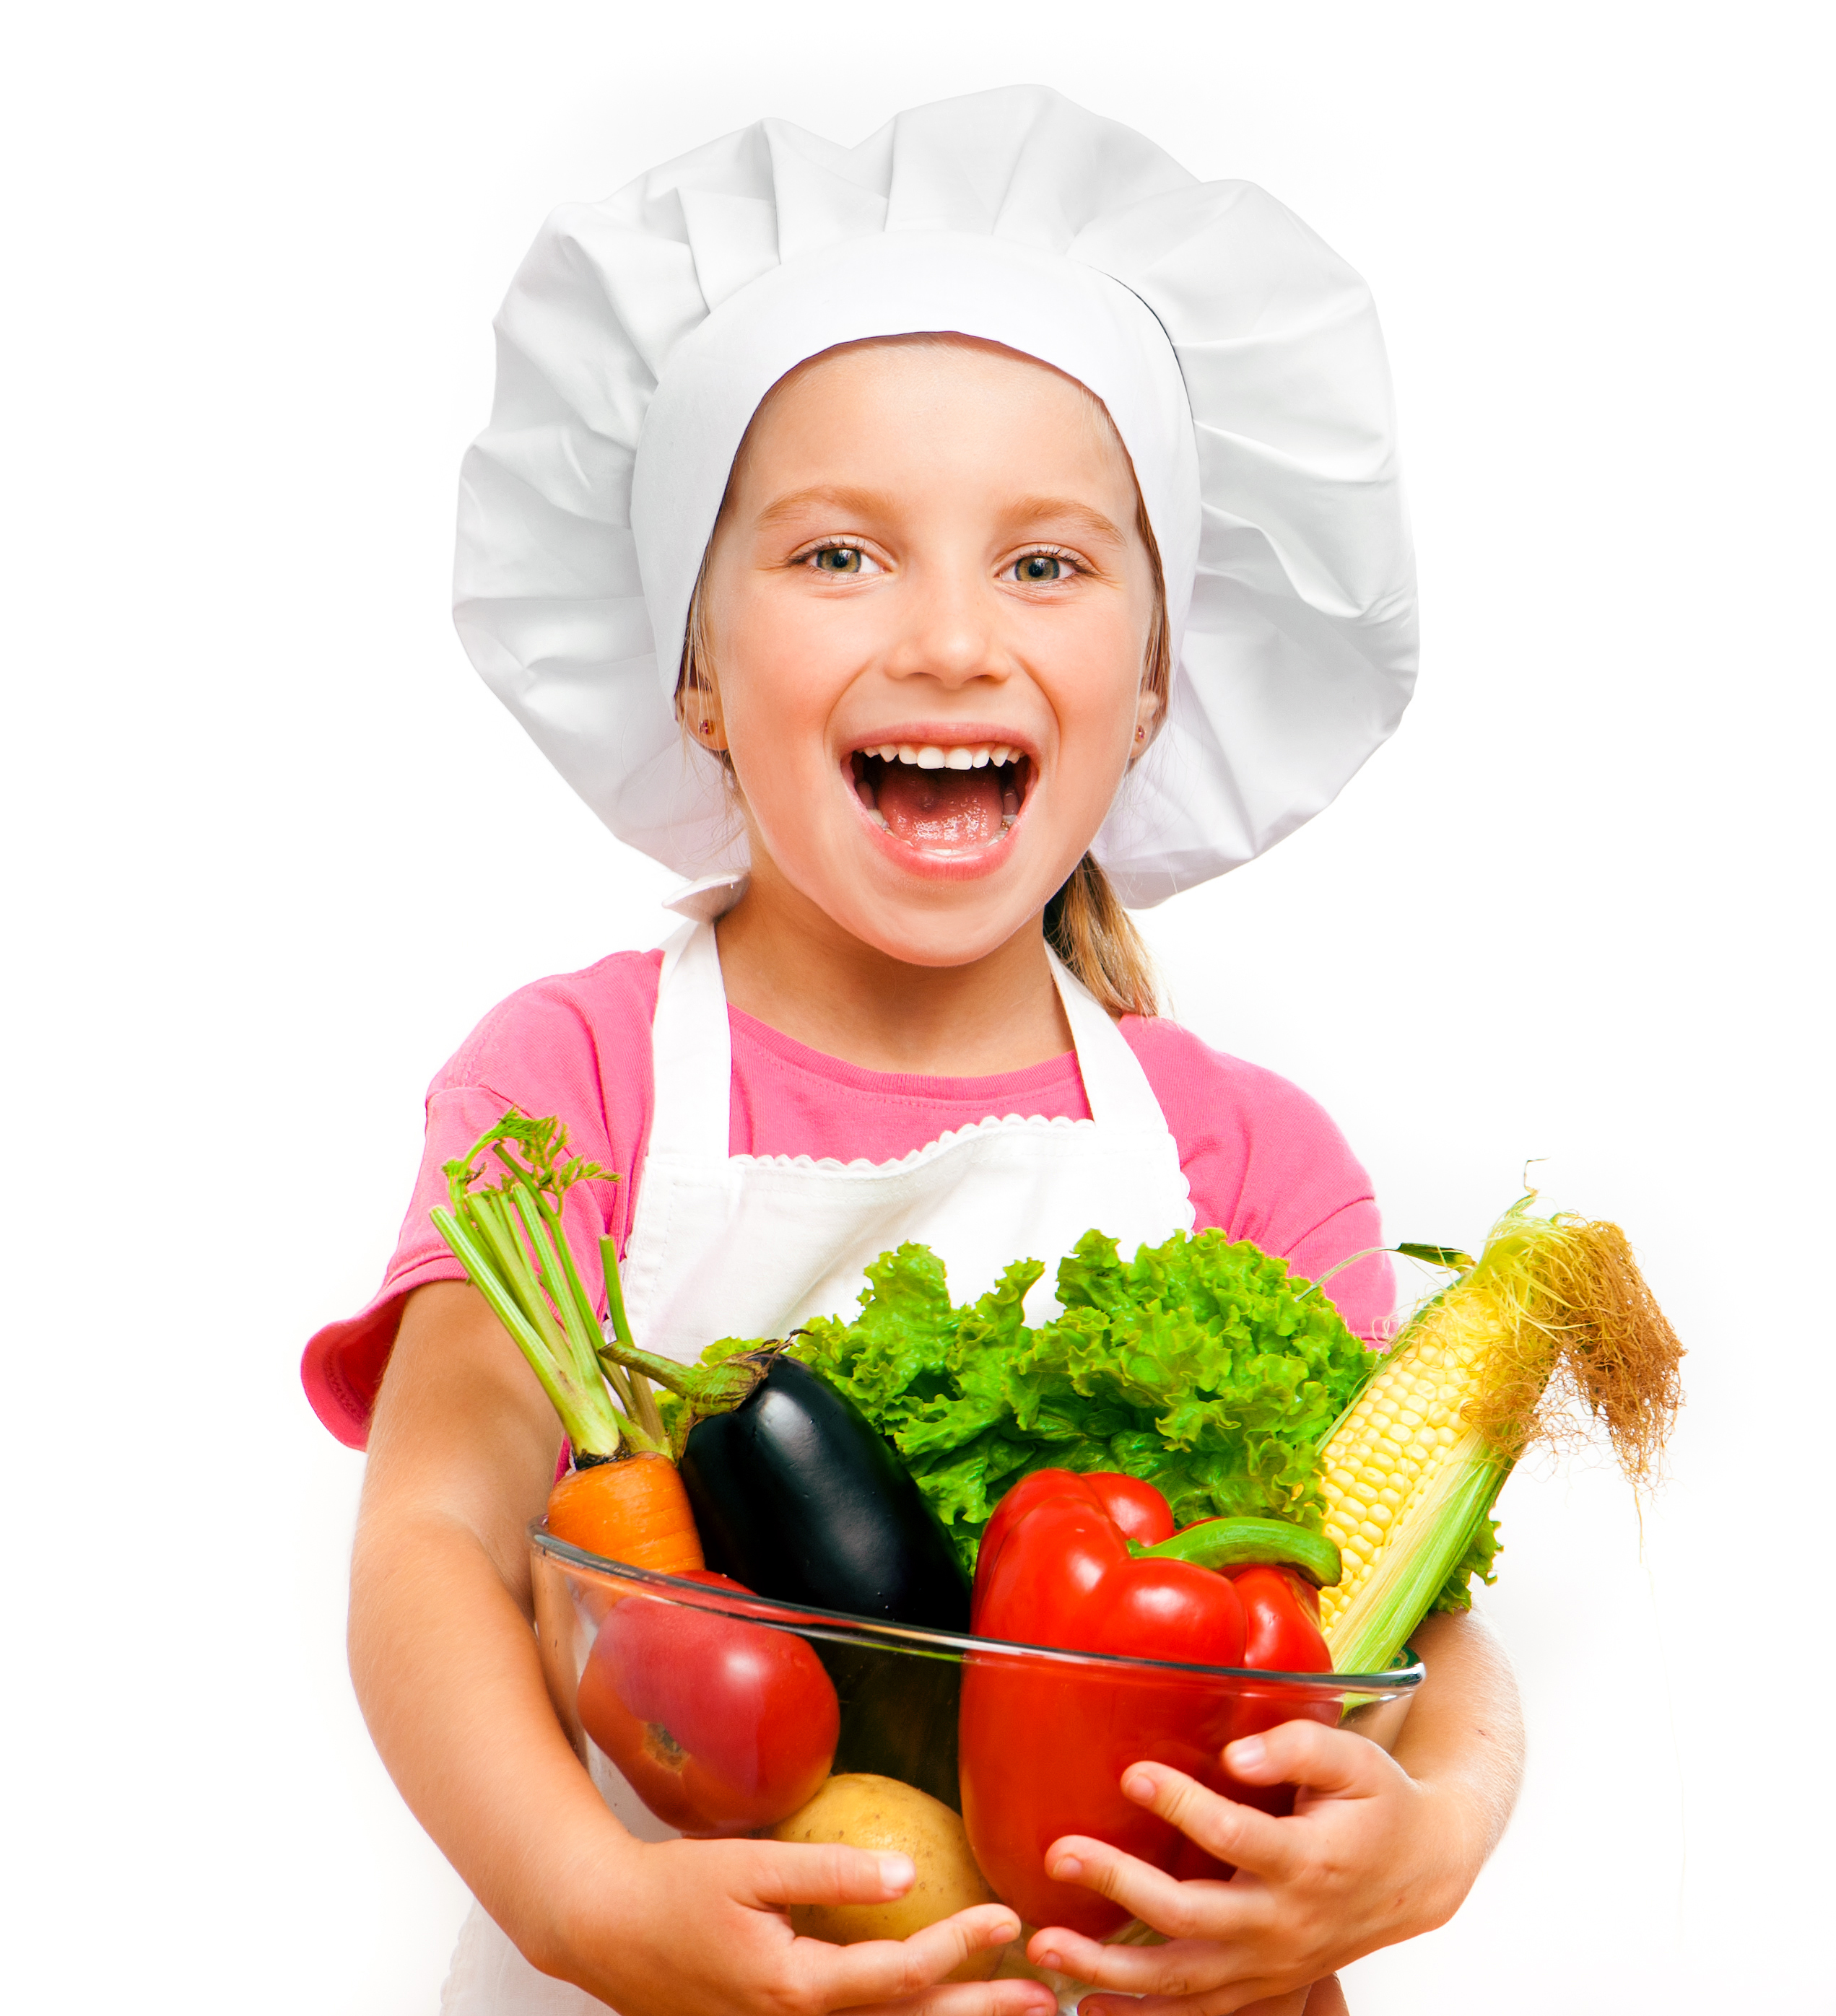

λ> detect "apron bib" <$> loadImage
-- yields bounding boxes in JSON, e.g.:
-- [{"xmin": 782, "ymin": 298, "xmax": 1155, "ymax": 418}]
[{"xmin": 442, "ymin": 921, "xmax": 1193, "ymax": 2014}]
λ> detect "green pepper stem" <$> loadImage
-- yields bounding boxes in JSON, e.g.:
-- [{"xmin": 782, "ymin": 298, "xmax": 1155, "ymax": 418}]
[{"xmin": 1129, "ymin": 1516, "xmax": 1343, "ymax": 1590}]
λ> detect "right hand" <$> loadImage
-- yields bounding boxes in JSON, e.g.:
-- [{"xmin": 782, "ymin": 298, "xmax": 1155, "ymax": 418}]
[{"xmin": 539, "ymin": 1833, "xmax": 1061, "ymax": 2016}]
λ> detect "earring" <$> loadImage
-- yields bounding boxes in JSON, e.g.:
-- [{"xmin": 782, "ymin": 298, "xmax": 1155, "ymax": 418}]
[
  {"xmin": 700, "ymin": 719, "xmax": 715, "ymax": 736},
  {"xmin": 1134, "ymin": 725, "xmax": 1146, "ymax": 742}
]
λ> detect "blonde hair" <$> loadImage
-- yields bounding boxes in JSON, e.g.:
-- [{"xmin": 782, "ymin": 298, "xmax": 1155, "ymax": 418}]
[{"xmin": 674, "ymin": 349, "xmax": 1168, "ymax": 1021}]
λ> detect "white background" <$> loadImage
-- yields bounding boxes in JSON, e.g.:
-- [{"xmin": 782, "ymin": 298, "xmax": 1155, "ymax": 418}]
[{"xmin": 4, "ymin": 3, "xmax": 1831, "ymax": 2009}]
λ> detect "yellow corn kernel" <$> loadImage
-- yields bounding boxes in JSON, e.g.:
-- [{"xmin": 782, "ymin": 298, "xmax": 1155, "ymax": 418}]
[{"xmin": 1315, "ymin": 1326, "xmax": 1497, "ymax": 1658}]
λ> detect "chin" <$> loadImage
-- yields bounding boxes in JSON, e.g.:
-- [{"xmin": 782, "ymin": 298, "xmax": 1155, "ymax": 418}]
[{"xmin": 825, "ymin": 882, "xmax": 1054, "ymax": 972}]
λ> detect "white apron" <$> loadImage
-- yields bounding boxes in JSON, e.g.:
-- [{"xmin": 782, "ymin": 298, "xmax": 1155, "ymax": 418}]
[{"xmin": 441, "ymin": 920, "xmax": 1194, "ymax": 2014}]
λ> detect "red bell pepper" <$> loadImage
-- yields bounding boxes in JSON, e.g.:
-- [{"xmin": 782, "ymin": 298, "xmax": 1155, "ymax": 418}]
[
  {"xmin": 961, "ymin": 1471, "xmax": 1339, "ymax": 1937},
  {"xmin": 1165, "ymin": 1563, "xmax": 1336, "ymax": 1882}
]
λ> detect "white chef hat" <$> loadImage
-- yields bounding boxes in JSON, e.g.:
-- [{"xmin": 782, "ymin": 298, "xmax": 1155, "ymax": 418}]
[{"xmin": 454, "ymin": 86, "xmax": 1416, "ymax": 907}]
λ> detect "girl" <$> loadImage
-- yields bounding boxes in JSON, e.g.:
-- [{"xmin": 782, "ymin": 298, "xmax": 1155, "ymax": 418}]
[{"xmin": 306, "ymin": 88, "xmax": 1523, "ymax": 2016}]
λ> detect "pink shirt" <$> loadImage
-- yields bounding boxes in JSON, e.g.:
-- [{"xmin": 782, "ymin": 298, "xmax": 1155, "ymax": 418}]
[{"xmin": 303, "ymin": 950, "xmax": 1393, "ymax": 1447}]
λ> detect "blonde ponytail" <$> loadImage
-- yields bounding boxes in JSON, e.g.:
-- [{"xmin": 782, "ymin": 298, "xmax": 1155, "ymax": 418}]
[{"xmin": 1045, "ymin": 854, "xmax": 1160, "ymax": 1018}]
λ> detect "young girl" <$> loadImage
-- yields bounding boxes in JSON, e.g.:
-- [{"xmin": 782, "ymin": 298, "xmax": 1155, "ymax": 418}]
[{"xmin": 306, "ymin": 87, "xmax": 1523, "ymax": 2016}]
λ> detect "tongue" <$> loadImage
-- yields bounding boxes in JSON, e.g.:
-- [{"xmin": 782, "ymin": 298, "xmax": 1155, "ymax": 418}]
[{"xmin": 876, "ymin": 765, "xmax": 1006, "ymax": 851}]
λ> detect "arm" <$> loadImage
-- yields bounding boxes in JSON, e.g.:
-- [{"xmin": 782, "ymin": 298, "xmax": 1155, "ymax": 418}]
[
  {"xmin": 349, "ymin": 1281, "xmax": 1050, "ymax": 2016},
  {"xmin": 1022, "ymin": 1608, "xmax": 1524, "ymax": 2015}
]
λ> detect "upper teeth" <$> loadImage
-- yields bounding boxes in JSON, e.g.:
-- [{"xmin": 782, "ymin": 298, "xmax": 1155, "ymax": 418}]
[{"xmin": 864, "ymin": 743, "xmax": 1021, "ymax": 769}]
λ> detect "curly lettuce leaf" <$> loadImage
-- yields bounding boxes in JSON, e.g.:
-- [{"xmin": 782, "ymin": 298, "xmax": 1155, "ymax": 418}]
[
  {"xmin": 1428, "ymin": 1512, "xmax": 1502, "ymax": 1615},
  {"xmin": 792, "ymin": 1228, "xmax": 1377, "ymax": 1574}
]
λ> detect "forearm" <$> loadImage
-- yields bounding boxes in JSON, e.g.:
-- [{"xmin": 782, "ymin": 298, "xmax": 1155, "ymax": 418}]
[
  {"xmin": 348, "ymin": 1281, "xmax": 635, "ymax": 1974},
  {"xmin": 1389, "ymin": 1608, "xmax": 1524, "ymax": 1901},
  {"xmin": 349, "ymin": 1504, "xmax": 630, "ymax": 1968}
]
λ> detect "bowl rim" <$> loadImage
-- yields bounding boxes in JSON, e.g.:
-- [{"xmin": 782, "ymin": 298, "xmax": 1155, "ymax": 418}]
[{"xmin": 528, "ymin": 1521, "xmax": 1426, "ymax": 1696}]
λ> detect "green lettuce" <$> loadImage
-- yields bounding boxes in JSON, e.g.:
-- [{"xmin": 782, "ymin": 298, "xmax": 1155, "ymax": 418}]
[
  {"xmin": 789, "ymin": 1227, "xmax": 1379, "ymax": 1574},
  {"xmin": 1428, "ymin": 1512, "xmax": 1502, "ymax": 1615}
]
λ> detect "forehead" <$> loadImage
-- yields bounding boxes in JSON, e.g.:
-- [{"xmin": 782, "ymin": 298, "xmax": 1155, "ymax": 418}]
[{"xmin": 726, "ymin": 335, "xmax": 1136, "ymax": 505}]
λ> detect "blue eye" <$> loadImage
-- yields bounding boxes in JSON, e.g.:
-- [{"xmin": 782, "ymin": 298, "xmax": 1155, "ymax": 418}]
[
  {"xmin": 1014, "ymin": 554, "xmax": 1066, "ymax": 582},
  {"xmin": 812, "ymin": 546, "xmax": 863, "ymax": 574}
]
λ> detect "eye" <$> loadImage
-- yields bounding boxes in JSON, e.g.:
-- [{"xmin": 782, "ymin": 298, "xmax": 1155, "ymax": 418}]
[
  {"xmin": 1012, "ymin": 552, "xmax": 1074, "ymax": 584},
  {"xmin": 810, "ymin": 545, "xmax": 866, "ymax": 575}
]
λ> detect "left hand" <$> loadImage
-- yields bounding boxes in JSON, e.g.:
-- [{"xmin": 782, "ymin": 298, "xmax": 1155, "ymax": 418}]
[{"xmin": 1024, "ymin": 1719, "xmax": 1480, "ymax": 2015}]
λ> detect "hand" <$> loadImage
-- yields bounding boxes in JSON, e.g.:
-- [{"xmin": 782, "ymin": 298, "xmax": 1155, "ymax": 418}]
[
  {"xmin": 1024, "ymin": 1720, "xmax": 1481, "ymax": 2015},
  {"xmin": 544, "ymin": 1832, "xmax": 1061, "ymax": 2016}
]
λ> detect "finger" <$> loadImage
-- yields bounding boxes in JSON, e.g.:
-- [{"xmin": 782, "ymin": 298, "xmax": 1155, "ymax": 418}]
[
  {"xmin": 1223, "ymin": 1720, "xmax": 1403, "ymax": 1802},
  {"xmin": 1027, "ymin": 1932, "xmax": 1244, "ymax": 1998},
  {"xmin": 1078, "ymin": 1977, "xmax": 1301, "ymax": 2016},
  {"xmin": 1032, "ymin": 1830, "xmax": 1276, "ymax": 1948},
  {"xmin": 1111, "ymin": 1762, "xmax": 1306, "ymax": 1883},
  {"xmin": 841, "ymin": 1976, "xmax": 1059, "ymax": 2016},
  {"xmin": 812, "ymin": 1908, "xmax": 1041, "ymax": 2012},
  {"xmin": 740, "ymin": 1838, "xmax": 918, "ymax": 1910}
]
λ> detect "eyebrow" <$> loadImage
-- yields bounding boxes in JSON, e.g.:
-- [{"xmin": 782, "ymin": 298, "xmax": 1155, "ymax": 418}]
[
  {"xmin": 752, "ymin": 485, "xmax": 1128, "ymax": 547},
  {"xmin": 1004, "ymin": 497, "xmax": 1129, "ymax": 547},
  {"xmin": 753, "ymin": 485, "xmax": 891, "ymax": 530}
]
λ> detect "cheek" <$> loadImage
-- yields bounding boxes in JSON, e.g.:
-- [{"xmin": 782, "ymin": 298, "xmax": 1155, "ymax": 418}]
[
  {"xmin": 1048, "ymin": 626, "xmax": 1152, "ymax": 780},
  {"xmin": 713, "ymin": 600, "xmax": 840, "ymax": 764}
]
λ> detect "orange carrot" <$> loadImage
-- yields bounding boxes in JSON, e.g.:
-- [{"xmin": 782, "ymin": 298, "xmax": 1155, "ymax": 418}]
[
  {"xmin": 547, "ymin": 1454, "xmax": 705, "ymax": 1573},
  {"xmin": 432, "ymin": 1112, "xmax": 702, "ymax": 1571}
]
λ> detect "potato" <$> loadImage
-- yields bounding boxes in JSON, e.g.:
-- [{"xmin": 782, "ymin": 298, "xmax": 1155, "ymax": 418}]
[{"xmin": 770, "ymin": 1773, "xmax": 1005, "ymax": 1979}]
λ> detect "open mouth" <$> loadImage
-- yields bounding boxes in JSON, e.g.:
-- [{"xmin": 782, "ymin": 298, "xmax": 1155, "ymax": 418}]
[{"xmin": 846, "ymin": 740, "xmax": 1033, "ymax": 856}]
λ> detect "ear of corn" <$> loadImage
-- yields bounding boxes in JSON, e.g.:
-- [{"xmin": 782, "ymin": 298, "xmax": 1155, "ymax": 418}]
[{"xmin": 1317, "ymin": 1195, "xmax": 1684, "ymax": 1675}]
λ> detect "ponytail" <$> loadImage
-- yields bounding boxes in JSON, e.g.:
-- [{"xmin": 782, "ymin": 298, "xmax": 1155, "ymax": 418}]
[{"xmin": 1045, "ymin": 853, "xmax": 1161, "ymax": 1018}]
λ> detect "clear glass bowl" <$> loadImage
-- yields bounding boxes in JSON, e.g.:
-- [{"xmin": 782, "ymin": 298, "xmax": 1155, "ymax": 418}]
[{"xmin": 531, "ymin": 1519, "xmax": 1424, "ymax": 1958}]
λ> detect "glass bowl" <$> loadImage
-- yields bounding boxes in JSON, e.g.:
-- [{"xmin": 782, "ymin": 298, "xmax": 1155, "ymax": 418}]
[{"xmin": 531, "ymin": 1523, "xmax": 1424, "ymax": 1983}]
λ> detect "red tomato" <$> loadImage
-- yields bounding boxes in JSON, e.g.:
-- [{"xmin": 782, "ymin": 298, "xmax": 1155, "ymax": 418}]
[{"xmin": 576, "ymin": 1571, "xmax": 839, "ymax": 1836}]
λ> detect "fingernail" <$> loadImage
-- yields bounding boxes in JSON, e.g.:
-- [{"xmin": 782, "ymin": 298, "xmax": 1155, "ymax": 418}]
[
  {"xmin": 1035, "ymin": 1949, "xmax": 1062, "ymax": 1971},
  {"xmin": 1049, "ymin": 1856, "xmax": 1082, "ymax": 1882},
  {"xmin": 877, "ymin": 1852, "xmax": 915, "ymax": 1890},
  {"xmin": 1123, "ymin": 1771, "xmax": 1155, "ymax": 1801},
  {"xmin": 1231, "ymin": 1736, "xmax": 1266, "ymax": 1771}
]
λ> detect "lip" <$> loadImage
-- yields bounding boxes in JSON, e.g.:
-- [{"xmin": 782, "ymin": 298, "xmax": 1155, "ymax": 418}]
[{"xmin": 839, "ymin": 721, "xmax": 1040, "ymax": 882}]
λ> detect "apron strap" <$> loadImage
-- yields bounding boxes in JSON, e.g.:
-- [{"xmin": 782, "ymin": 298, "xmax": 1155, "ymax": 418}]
[
  {"xmin": 646, "ymin": 921, "xmax": 1172, "ymax": 1162},
  {"xmin": 648, "ymin": 920, "xmax": 733, "ymax": 1163},
  {"xmin": 1045, "ymin": 948, "xmax": 1169, "ymax": 1137}
]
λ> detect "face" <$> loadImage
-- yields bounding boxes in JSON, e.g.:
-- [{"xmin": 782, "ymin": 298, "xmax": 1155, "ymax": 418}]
[{"xmin": 696, "ymin": 337, "xmax": 1160, "ymax": 969}]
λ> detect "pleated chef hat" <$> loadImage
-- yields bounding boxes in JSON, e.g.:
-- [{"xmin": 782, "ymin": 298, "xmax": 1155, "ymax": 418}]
[{"xmin": 454, "ymin": 87, "xmax": 1417, "ymax": 907}]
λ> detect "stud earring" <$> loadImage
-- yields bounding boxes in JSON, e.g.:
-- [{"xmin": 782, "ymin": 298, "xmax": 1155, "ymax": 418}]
[
  {"xmin": 700, "ymin": 719, "xmax": 715, "ymax": 736},
  {"xmin": 1135, "ymin": 725, "xmax": 1146, "ymax": 742}
]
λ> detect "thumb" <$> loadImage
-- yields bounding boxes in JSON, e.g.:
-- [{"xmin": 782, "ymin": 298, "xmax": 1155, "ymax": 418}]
[
  {"xmin": 1224, "ymin": 1719, "xmax": 1405, "ymax": 1801},
  {"xmin": 739, "ymin": 1838, "xmax": 916, "ymax": 1911}
]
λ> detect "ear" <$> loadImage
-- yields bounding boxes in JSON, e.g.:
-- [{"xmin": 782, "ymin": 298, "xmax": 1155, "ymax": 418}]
[
  {"xmin": 683, "ymin": 675, "xmax": 730, "ymax": 754},
  {"xmin": 1130, "ymin": 683, "xmax": 1162, "ymax": 760}
]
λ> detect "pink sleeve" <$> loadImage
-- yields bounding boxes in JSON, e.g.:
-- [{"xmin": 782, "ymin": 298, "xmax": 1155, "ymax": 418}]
[
  {"xmin": 300, "ymin": 951, "xmax": 662, "ymax": 1448},
  {"xmin": 1123, "ymin": 1018, "xmax": 1396, "ymax": 1343}
]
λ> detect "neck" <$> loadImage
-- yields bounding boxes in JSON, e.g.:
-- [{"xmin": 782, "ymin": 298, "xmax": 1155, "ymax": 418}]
[{"xmin": 713, "ymin": 856, "xmax": 1075, "ymax": 1076}]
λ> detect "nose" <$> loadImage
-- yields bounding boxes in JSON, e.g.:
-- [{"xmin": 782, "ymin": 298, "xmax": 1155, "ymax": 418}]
[{"xmin": 881, "ymin": 562, "xmax": 1010, "ymax": 690}]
